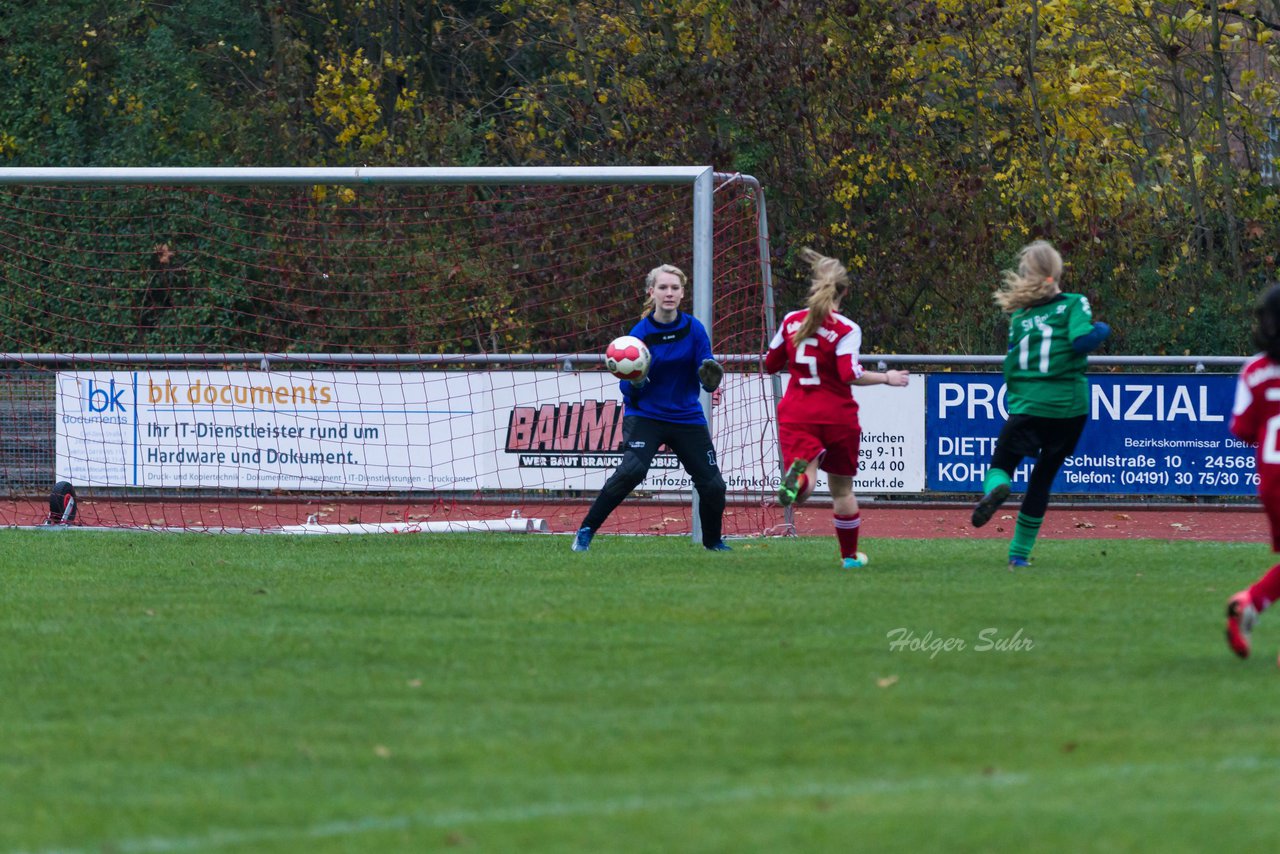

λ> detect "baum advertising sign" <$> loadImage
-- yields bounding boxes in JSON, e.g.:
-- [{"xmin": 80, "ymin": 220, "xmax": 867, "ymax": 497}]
[{"xmin": 504, "ymin": 400, "xmax": 678, "ymax": 470}]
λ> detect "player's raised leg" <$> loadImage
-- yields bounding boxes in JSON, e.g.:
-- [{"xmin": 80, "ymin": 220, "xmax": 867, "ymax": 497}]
[
  {"xmin": 1225, "ymin": 590, "xmax": 1257, "ymax": 658},
  {"xmin": 778, "ymin": 458, "xmax": 808, "ymax": 507},
  {"xmin": 776, "ymin": 423, "xmax": 824, "ymax": 508},
  {"xmin": 1224, "ymin": 562, "xmax": 1280, "ymax": 658},
  {"xmin": 972, "ymin": 470, "xmax": 1011, "ymax": 529}
]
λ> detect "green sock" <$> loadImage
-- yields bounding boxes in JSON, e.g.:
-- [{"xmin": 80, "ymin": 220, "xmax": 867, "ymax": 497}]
[
  {"xmin": 982, "ymin": 467, "xmax": 1011, "ymax": 494},
  {"xmin": 1010, "ymin": 512, "xmax": 1043, "ymax": 560}
]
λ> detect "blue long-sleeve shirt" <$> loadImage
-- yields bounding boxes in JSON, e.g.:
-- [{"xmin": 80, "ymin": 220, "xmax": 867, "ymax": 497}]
[
  {"xmin": 1071, "ymin": 321, "xmax": 1111, "ymax": 354},
  {"xmin": 619, "ymin": 311, "xmax": 712, "ymax": 425}
]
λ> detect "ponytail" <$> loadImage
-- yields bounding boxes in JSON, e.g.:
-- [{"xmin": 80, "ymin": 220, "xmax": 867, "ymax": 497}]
[
  {"xmin": 792, "ymin": 247, "xmax": 849, "ymax": 346},
  {"xmin": 994, "ymin": 239, "xmax": 1063, "ymax": 312}
]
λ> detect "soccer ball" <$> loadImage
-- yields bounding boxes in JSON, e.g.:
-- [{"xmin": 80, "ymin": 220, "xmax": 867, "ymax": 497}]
[{"xmin": 605, "ymin": 335, "xmax": 651, "ymax": 382}]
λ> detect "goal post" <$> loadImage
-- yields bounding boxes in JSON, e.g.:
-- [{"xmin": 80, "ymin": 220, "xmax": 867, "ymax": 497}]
[{"xmin": 0, "ymin": 166, "xmax": 784, "ymax": 537}]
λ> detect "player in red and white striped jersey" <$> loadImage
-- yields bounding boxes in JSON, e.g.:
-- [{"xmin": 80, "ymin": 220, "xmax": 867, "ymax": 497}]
[
  {"xmin": 1226, "ymin": 283, "xmax": 1280, "ymax": 660},
  {"xmin": 764, "ymin": 248, "xmax": 909, "ymax": 569}
]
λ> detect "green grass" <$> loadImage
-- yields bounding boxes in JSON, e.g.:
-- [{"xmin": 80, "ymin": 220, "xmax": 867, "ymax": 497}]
[{"xmin": 2, "ymin": 530, "xmax": 1279, "ymax": 852}]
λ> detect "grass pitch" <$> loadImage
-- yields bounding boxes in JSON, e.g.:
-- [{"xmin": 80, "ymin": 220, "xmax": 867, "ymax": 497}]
[{"xmin": 2, "ymin": 530, "xmax": 1279, "ymax": 852}]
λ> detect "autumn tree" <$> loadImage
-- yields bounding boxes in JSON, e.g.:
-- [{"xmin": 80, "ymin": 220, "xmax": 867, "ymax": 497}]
[{"xmin": 6, "ymin": 1, "xmax": 1280, "ymax": 355}]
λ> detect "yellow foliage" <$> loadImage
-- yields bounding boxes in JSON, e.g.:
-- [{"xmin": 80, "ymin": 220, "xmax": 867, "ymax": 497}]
[
  {"xmin": 394, "ymin": 90, "xmax": 417, "ymax": 113},
  {"xmin": 312, "ymin": 48, "xmax": 387, "ymax": 153}
]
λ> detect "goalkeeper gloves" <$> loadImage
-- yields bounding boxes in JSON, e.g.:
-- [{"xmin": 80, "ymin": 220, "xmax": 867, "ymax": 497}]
[
  {"xmin": 629, "ymin": 376, "xmax": 650, "ymax": 389},
  {"xmin": 698, "ymin": 358, "xmax": 724, "ymax": 392}
]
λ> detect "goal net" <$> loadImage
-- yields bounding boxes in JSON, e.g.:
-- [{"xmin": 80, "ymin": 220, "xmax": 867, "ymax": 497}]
[{"xmin": 0, "ymin": 167, "xmax": 784, "ymax": 536}]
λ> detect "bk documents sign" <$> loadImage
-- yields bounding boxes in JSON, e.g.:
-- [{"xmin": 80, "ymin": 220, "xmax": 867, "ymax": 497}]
[
  {"xmin": 927, "ymin": 373, "xmax": 1252, "ymax": 496},
  {"xmin": 56, "ymin": 371, "xmax": 480, "ymax": 490}
]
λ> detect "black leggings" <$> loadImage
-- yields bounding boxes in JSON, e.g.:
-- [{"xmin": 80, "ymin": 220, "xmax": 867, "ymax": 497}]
[
  {"xmin": 990, "ymin": 414, "xmax": 1087, "ymax": 519},
  {"xmin": 581, "ymin": 415, "xmax": 726, "ymax": 546}
]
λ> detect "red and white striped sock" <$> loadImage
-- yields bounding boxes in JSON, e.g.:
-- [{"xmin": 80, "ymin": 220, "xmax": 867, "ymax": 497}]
[{"xmin": 833, "ymin": 512, "xmax": 862, "ymax": 559}]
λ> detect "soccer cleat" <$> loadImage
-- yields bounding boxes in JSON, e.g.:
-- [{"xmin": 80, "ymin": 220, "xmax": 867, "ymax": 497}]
[
  {"xmin": 1008, "ymin": 556, "xmax": 1031, "ymax": 570},
  {"xmin": 571, "ymin": 526, "xmax": 594, "ymax": 552},
  {"xmin": 841, "ymin": 552, "xmax": 869, "ymax": 569},
  {"xmin": 705, "ymin": 540, "xmax": 732, "ymax": 552},
  {"xmin": 778, "ymin": 458, "xmax": 808, "ymax": 506},
  {"xmin": 971, "ymin": 482, "xmax": 1011, "ymax": 528},
  {"xmin": 1225, "ymin": 591, "xmax": 1257, "ymax": 659}
]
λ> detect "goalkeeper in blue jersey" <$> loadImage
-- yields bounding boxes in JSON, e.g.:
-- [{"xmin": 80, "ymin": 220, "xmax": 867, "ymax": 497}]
[
  {"xmin": 970, "ymin": 240, "xmax": 1111, "ymax": 568},
  {"xmin": 572, "ymin": 264, "xmax": 729, "ymax": 552}
]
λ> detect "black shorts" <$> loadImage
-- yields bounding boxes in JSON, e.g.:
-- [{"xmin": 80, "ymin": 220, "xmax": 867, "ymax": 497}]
[{"xmin": 996, "ymin": 413, "xmax": 1086, "ymax": 461}]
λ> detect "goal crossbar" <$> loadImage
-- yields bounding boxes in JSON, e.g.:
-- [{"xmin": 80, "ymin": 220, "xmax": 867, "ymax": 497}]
[{"xmin": 0, "ymin": 166, "xmax": 713, "ymax": 185}]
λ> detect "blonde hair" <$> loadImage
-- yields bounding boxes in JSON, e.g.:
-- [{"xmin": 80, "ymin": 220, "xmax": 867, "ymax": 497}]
[
  {"xmin": 641, "ymin": 263, "xmax": 687, "ymax": 318},
  {"xmin": 994, "ymin": 239, "xmax": 1063, "ymax": 312},
  {"xmin": 792, "ymin": 247, "xmax": 849, "ymax": 346}
]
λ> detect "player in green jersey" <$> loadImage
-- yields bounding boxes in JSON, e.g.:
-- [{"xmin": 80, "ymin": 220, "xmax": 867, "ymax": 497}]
[{"xmin": 971, "ymin": 240, "xmax": 1111, "ymax": 568}]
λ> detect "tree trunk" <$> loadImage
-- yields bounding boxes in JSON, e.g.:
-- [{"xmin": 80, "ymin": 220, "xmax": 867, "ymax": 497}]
[
  {"xmin": 1025, "ymin": 0, "xmax": 1061, "ymax": 232},
  {"xmin": 1167, "ymin": 41, "xmax": 1213, "ymax": 256},
  {"xmin": 1208, "ymin": 0, "xmax": 1242, "ymax": 277}
]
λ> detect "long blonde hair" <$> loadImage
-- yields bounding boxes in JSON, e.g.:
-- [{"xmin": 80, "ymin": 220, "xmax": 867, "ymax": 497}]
[
  {"xmin": 792, "ymin": 247, "xmax": 849, "ymax": 346},
  {"xmin": 641, "ymin": 263, "xmax": 687, "ymax": 318},
  {"xmin": 994, "ymin": 240, "xmax": 1063, "ymax": 312}
]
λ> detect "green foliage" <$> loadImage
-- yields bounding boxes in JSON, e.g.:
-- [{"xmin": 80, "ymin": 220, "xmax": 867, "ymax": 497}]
[
  {"xmin": 5, "ymin": 1, "xmax": 1280, "ymax": 354},
  {"xmin": 0, "ymin": 2, "xmax": 251, "ymax": 165}
]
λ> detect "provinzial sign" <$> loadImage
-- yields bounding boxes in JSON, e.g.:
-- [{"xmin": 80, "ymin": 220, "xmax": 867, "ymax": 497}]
[{"xmin": 926, "ymin": 372, "xmax": 1251, "ymax": 496}]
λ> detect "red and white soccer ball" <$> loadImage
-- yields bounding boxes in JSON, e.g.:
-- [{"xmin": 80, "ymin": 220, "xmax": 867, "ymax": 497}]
[{"xmin": 605, "ymin": 335, "xmax": 651, "ymax": 382}]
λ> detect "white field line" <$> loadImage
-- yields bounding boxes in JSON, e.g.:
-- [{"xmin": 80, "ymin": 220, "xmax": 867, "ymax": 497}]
[{"xmin": 16, "ymin": 756, "xmax": 1278, "ymax": 854}]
